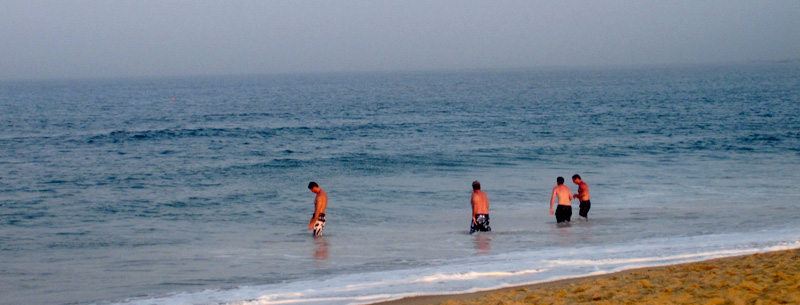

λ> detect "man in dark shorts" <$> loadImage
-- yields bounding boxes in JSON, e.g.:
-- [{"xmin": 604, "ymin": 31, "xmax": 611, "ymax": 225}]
[
  {"xmin": 308, "ymin": 182, "xmax": 328, "ymax": 237},
  {"xmin": 470, "ymin": 180, "xmax": 491, "ymax": 234},
  {"xmin": 572, "ymin": 174, "xmax": 591, "ymax": 220},
  {"xmin": 549, "ymin": 177, "xmax": 573, "ymax": 223}
]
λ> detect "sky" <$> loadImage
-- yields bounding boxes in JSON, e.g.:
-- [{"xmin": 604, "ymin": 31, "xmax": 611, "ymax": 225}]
[{"xmin": 1, "ymin": 0, "xmax": 799, "ymax": 80}]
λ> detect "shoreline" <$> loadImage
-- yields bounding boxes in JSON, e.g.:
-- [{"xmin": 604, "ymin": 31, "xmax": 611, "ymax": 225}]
[{"xmin": 373, "ymin": 248, "xmax": 800, "ymax": 305}]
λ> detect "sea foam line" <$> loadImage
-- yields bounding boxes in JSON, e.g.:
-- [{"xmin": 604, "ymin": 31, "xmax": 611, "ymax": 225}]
[
  {"xmin": 547, "ymin": 248, "xmax": 759, "ymax": 267},
  {"xmin": 116, "ymin": 234, "xmax": 800, "ymax": 305}
]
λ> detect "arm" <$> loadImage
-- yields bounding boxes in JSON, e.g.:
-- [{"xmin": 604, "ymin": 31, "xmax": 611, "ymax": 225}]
[
  {"xmin": 308, "ymin": 195, "xmax": 328, "ymax": 230},
  {"xmin": 308, "ymin": 210, "xmax": 319, "ymax": 230},
  {"xmin": 549, "ymin": 188, "xmax": 556, "ymax": 214},
  {"xmin": 471, "ymin": 193, "xmax": 478, "ymax": 225}
]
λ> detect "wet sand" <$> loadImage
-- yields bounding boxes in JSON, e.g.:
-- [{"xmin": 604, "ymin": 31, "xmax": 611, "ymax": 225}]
[{"xmin": 374, "ymin": 248, "xmax": 800, "ymax": 305}]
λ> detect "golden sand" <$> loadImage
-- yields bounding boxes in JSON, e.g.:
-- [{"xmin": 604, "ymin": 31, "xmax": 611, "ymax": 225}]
[{"xmin": 376, "ymin": 248, "xmax": 800, "ymax": 305}]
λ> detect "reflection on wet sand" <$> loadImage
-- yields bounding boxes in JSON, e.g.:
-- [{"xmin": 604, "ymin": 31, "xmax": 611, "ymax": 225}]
[
  {"xmin": 313, "ymin": 238, "xmax": 329, "ymax": 261},
  {"xmin": 553, "ymin": 222, "xmax": 574, "ymax": 245},
  {"xmin": 474, "ymin": 233, "xmax": 492, "ymax": 255}
]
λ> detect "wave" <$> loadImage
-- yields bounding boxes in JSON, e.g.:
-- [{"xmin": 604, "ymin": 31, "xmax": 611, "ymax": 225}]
[
  {"xmin": 86, "ymin": 127, "xmax": 278, "ymax": 143},
  {"xmin": 115, "ymin": 228, "xmax": 800, "ymax": 305}
]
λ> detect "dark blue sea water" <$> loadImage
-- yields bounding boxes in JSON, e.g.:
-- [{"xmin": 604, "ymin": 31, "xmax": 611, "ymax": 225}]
[{"xmin": 1, "ymin": 63, "xmax": 799, "ymax": 305}]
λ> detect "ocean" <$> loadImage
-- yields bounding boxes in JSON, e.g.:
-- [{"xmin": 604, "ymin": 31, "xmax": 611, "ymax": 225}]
[{"xmin": 1, "ymin": 63, "xmax": 799, "ymax": 305}]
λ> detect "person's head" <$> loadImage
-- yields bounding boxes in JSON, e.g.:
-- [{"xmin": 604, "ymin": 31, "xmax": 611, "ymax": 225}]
[
  {"xmin": 557, "ymin": 176, "xmax": 564, "ymax": 185},
  {"xmin": 472, "ymin": 180, "xmax": 481, "ymax": 191},
  {"xmin": 572, "ymin": 174, "xmax": 582, "ymax": 184},
  {"xmin": 308, "ymin": 181, "xmax": 320, "ymax": 193}
]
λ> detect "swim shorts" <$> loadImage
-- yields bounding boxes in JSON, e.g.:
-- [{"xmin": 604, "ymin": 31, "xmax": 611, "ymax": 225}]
[
  {"xmin": 312, "ymin": 213, "xmax": 326, "ymax": 237},
  {"xmin": 555, "ymin": 205, "xmax": 572, "ymax": 223},
  {"xmin": 470, "ymin": 214, "xmax": 491, "ymax": 234},
  {"xmin": 579, "ymin": 200, "xmax": 591, "ymax": 218}
]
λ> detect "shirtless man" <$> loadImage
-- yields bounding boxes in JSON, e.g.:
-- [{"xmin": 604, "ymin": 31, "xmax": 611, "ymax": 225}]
[
  {"xmin": 549, "ymin": 177, "xmax": 573, "ymax": 223},
  {"xmin": 470, "ymin": 180, "xmax": 491, "ymax": 234},
  {"xmin": 307, "ymin": 182, "xmax": 328, "ymax": 237},
  {"xmin": 572, "ymin": 174, "xmax": 591, "ymax": 220}
]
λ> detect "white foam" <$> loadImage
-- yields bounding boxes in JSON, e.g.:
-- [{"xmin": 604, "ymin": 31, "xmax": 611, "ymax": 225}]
[
  {"xmin": 115, "ymin": 228, "xmax": 800, "ymax": 305},
  {"xmin": 546, "ymin": 248, "xmax": 758, "ymax": 267}
]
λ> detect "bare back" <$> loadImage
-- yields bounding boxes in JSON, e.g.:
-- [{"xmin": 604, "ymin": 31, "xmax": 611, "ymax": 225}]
[
  {"xmin": 551, "ymin": 185, "xmax": 572, "ymax": 207},
  {"xmin": 576, "ymin": 181, "xmax": 590, "ymax": 201},
  {"xmin": 308, "ymin": 187, "xmax": 328, "ymax": 230},
  {"xmin": 314, "ymin": 190, "xmax": 328, "ymax": 215},
  {"xmin": 471, "ymin": 190, "xmax": 489, "ymax": 215}
]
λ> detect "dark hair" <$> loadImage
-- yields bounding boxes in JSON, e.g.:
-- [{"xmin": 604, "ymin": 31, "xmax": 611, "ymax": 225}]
[
  {"xmin": 557, "ymin": 177, "xmax": 564, "ymax": 185},
  {"xmin": 572, "ymin": 174, "xmax": 581, "ymax": 180},
  {"xmin": 472, "ymin": 180, "xmax": 481, "ymax": 190},
  {"xmin": 308, "ymin": 182, "xmax": 319, "ymax": 189}
]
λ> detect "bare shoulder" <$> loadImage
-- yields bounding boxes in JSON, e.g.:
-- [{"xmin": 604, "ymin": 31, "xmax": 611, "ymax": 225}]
[{"xmin": 316, "ymin": 190, "xmax": 328, "ymax": 202}]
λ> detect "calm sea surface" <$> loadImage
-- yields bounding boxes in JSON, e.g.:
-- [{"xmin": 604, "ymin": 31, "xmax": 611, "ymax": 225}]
[{"xmin": 1, "ymin": 64, "xmax": 799, "ymax": 305}]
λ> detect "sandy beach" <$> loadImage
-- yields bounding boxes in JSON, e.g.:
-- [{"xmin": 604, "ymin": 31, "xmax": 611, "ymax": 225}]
[{"xmin": 375, "ymin": 248, "xmax": 800, "ymax": 305}]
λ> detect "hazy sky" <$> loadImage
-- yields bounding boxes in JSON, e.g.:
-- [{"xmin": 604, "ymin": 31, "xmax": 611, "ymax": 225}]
[{"xmin": 1, "ymin": 0, "xmax": 798, "ymax": 80}]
